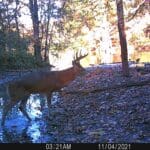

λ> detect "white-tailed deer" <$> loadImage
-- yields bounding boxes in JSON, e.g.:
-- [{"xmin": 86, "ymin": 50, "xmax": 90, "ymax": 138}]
[{"xmin": 1, "ymin": 51, "xmax": 88, "ymax": 125}]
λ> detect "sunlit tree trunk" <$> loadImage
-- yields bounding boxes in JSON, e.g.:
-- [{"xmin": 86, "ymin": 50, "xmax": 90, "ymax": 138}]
[
  {"xmin": 116, "ymin": 0, "xmax": 129, "ymax": 76},
  {"xmin": 99, "ymin": 0, "xmax": 114, "ymax": 64}
]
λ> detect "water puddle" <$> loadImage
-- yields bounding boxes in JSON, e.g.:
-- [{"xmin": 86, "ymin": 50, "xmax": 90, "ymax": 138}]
[{"xmin": 0, "ymin": 89, "xmax": 61, "ymax": 143}]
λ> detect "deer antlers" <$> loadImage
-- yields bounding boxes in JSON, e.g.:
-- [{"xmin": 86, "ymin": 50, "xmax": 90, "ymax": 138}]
[{"xmin": 74, "ymin": 50, "xmax": 88, "ymax": 62}]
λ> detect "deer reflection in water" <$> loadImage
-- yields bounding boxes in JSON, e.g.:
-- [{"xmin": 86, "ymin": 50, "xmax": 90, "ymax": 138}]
[{"xmin": 0, "ymin": 94, "xmax": 58, "ymax": 143}]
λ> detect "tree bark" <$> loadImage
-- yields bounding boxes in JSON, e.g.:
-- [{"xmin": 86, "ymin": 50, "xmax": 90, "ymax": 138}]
[
  {"xmin": 14, "ymin": 0, "xmax": 21, "ymax": 51},
  {"xmin": 29, "ymin": 0, "xmax": 42, "ymax": 61},
  {"xmin": 116, "ymin": 0, "xmax": 129, "ymax": 77},
  {"xmin": 44, "ymin": 0, "xmax": 51, "ymax": 63}
]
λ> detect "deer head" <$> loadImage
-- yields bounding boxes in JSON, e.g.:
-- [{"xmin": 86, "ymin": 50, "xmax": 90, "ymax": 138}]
[{"xmin": 72, "ymin": 50, "xmax": 88, "ymax": 74}]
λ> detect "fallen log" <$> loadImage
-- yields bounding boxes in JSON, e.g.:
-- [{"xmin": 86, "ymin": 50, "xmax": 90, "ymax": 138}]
[{"xmin": 64, "ymin": 78, "xmax": 150, "ymax": 94}]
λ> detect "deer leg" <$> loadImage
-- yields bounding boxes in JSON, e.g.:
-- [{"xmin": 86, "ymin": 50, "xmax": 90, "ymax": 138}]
[
  {"xmin": 46, "ymin": 93, "xmax": 52, "ymax": 118},
  {"xmin": 1, "ymin": 100, "xmax": 17, "ymax": 126},
  {"xmin": 40, "ymin": 94, "xmax": 46, "ymax": 111},
  {"xmin": 19, "ymin": 96, "xmax": 31, "ymax": 121}
]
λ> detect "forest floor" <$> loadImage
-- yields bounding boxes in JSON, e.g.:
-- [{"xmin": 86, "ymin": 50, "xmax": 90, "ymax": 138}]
[{"xmin": 0, "ymin": 63, "xmax": 150, "ymax": 143}]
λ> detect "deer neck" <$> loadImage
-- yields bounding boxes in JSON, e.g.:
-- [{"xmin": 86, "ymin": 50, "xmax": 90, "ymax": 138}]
[{"xmin": 57, "ymin": 67, "xmax": 79, "ymax": 87}]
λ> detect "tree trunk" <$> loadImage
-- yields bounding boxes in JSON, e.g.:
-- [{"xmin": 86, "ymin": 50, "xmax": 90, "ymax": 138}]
[
  {"xmin": 116, "ymin": 0, "xmax": 129, "ymax": 77},
  {"xmin": 44, "ymin": 0, "xmax": 51, "ymax": 63},
  {"xmin": 29, "ymin": 0, "xmax": 42, "ymax": 61},
  {"xmin": 14, "ymin": 0, "xmax": 21, "ymax": 51}
]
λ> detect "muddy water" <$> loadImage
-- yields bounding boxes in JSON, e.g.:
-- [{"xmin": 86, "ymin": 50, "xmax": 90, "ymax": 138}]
[{"xmin": 0, "ymin": 90, "xmax": 61, "ymax": 143}]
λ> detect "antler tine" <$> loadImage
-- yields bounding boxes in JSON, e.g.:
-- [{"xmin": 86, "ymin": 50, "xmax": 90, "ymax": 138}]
[
  {"xmin": 73, "ymin": 51, "xmax": 78, "ymax": 61},
  {"xmin": 75, "ymin": 50, "xmax": 88, "ymax": 61},
  {"xmin": 73, "ymin": 51, "xmax": 75, "ymax": 60},
  {"xmin": 79, "ymin": 50, "xmax": 82, "ymax": 58},
  {"xmin": 76, "ymin": 51, "xmax": 78, "ymax": 60}
]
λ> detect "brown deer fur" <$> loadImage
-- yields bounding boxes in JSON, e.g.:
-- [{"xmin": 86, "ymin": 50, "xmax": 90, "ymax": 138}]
[{"xmin": 1, "ymin": 52, "xmax": 88, "ymax": 125}]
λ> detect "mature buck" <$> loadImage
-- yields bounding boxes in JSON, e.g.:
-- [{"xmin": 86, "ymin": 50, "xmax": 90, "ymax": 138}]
[{"xmin": 1, "ymin": 51, "xmax": 88, "ymax": 126}]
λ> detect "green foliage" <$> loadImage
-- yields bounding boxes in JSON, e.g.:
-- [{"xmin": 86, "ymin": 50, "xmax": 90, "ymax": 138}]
[
  {"xmin": 6, "ymin": 30, "xmax": 30, "ymax": 51},
  {"xmin": 130, "ymin": 33, "xmax": 139, "ymax": 42},
  {"xmin": 0, "ymin": 29, "xmax": 48, "ymax": 70},
  {"xmin": 0, "ymin": 51, "xmax": 49, "ymax": 70}
]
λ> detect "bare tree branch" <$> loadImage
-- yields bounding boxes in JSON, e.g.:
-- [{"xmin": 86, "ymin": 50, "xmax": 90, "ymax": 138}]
[{"xmin": 127, "ymin": 0, "xmax": 147, "ymax": 21}]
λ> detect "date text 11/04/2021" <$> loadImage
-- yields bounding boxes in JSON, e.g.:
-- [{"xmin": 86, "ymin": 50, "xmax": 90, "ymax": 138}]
[{"xmin": 98, "ymin": 144, "xmax": 131, "ymax": 150}]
